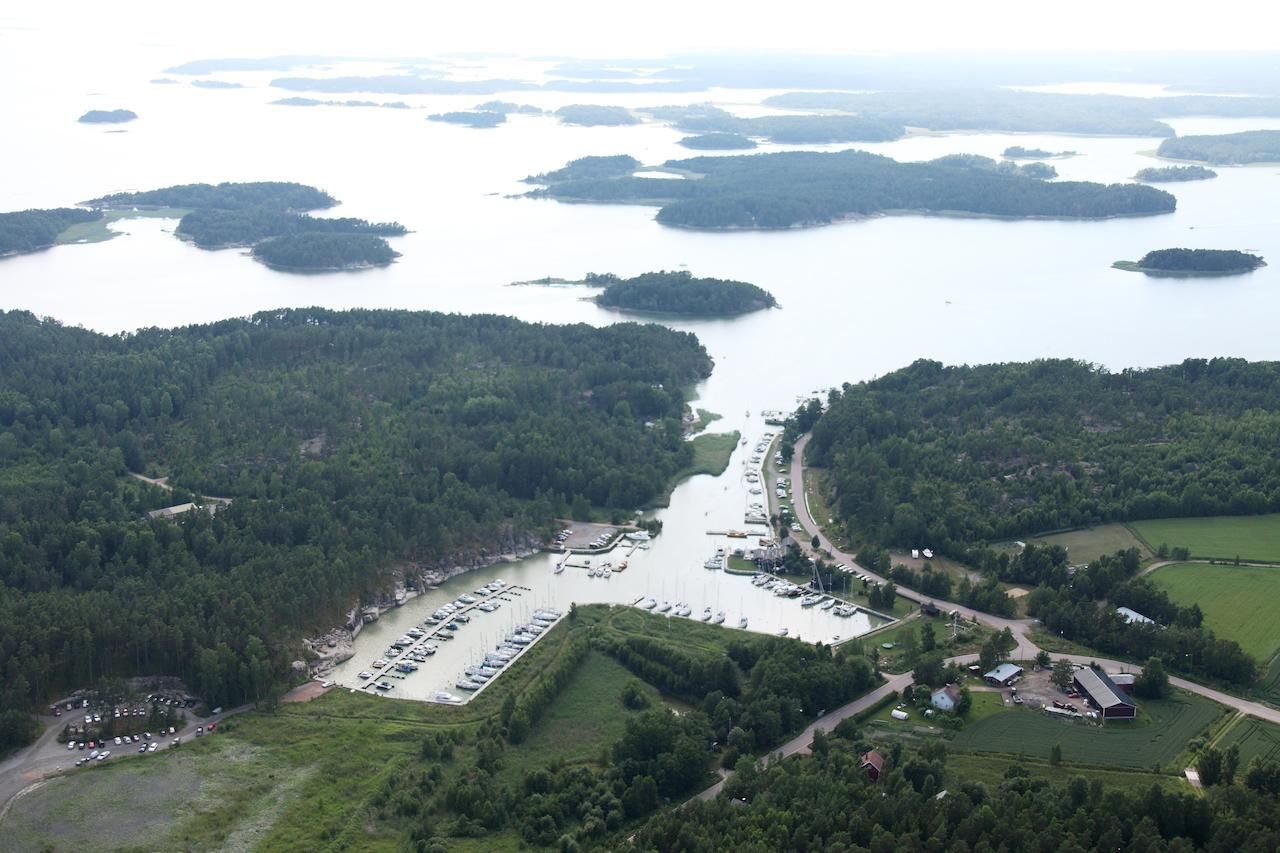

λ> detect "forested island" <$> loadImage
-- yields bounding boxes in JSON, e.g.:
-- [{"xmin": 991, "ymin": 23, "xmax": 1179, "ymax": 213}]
[
  {"xmin": 1003, "ymin": 145, "xmax": 1076, "ymax": 159},
  {"xmin": 0, "ymin": 308, "xmax": 711, "ymax": 730},
  {"xmin": 554, "ymin": 104, "xmax": 638, "ymax": 126},
  {"xmin": 78, "ymin": 109, "xmax": 137, "ymax": 123},
  {"xmin": 678, "ymin": 132, "xmax": 757, "ymax": 150},
  {"xmin": 251, "ymin": 233, "xmax": 400, "ymax": 271},
  {"xmin": 526, "ymin": 149, "xmax": 1174, "ymax": 229},
  {"xmin": 474, "ymin": 100, "xmax": 543, "ymax": 115},
  {"xmin": 84, "ymin": 181, "xmax": 404, "ymax": 272},
  {"xmin": 588, "ymin": 270, "xmax": 778, "ymax": 315},
  {"xmin": 1114, "ymin": 248, "xmax": 1265, "ymax": 276},
  {"xmin": 764, "ymin": 89, "xmax": 1280, "ymax": 136},
  {"xmin": 1157, "ymin": 129, "xmax": 1280, "ymax": 164},
  {"xmin": 0, "ymin": 207, "xmax": 103, "ymax": 256},
  {"xmin": 272, "ymin": 96, "xmax": 410, "ymax": 109},
  {"xmin": 646, "ymin": 103, "xmax": 903, "ymax": 143},
  {"xmin": 1134, "ymin": 165, "xmax": 1218, "ymax": 182},
  {"xmin": 428, "ymin": 110, "xmax": 506, "ymax": 128},
  {"xmin": 930, "ymin": 153, "xmax": 1057, "ymax": 179}
]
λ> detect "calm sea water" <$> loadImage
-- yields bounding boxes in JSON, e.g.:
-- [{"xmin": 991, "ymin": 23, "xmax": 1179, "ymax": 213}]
[{"xmin": 4, "ymin": 53, "xmax": 1280, "ymax": 698}]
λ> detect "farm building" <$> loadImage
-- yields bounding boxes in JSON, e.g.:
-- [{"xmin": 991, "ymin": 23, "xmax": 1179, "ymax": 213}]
[
  {"xmin": 1073, "ymin": 667, "xmax": 1137, "ymax": 720},
  {"xmin": 859, "ymin": 750, "xmax": 885, "ymax": 781},
  {"xmin": 1116, "ymin": 606, "xmax": 1157, "ymax": 626},
  {"xmin": 1109, "ymin": 673, "xmax": 1137, "ymax": 691},
  {"xmin": 984, "ymin": 663, "xmax": 1024, "ymax": 686},
  {"xmin": 931, "ymin": 685, "xmax": 961, "ymax": 712}
]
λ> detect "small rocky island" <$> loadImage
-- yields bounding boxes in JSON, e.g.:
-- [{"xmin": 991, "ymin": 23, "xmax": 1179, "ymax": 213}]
[
  {"xmin": 1134, "ymin": 165, "xmax": 1218, "ymax": 182},
  {"xmin": 588, "ymin": 270, "xmax": 778, "ymax": 316},
  {"xmin": 78, "ymin": 109, "xmax": 137, "ymax": 123},
  {"xmin": 1113, "ymin": 248, "xmax": 1265, "ymax": 276},
  {"xmin": 1003, "ymin": 145, "xmax": 1076, "ymax": 159}
]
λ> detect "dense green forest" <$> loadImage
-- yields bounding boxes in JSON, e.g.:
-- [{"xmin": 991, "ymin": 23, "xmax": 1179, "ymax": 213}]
[
  {"xmin": 1157, "ymin": 130, "xmax": 1280, "ymax": 164},
  {"xmin": 0, "ymin": 308, "xmax": 710, "ymax": 729},
  {"xmin": 678, "ymin": 133, "xmax": 757, "ymax": 150},
  {"xmin": 427, "ymin": 111, "xmax": 506, "ymax": 128},
  {"xmin": 808, "ymin": 358, "xmax": 1280, "ymax": 551},
  {"xmin": 251, "ymin": 233, "xmax": 400, "ymax": 270},
  {"xmin": 1117, "ymin": 248, "xmax": 1265, "ymax": 275},
  {"xmin": 589, "ymin": 270, "xmax": 778, "ymax": 315},
  {"xmin": 764, "ymin": 89, "xmax": 1280, "ymax": 136},
  {"xmin": 1004, "ymin": 145, "xmax": 1074, "ymax": 159},
  {"xmin": 554, "ymin": 105, "xmax": 638, "ymax": 126},
  {"xmin": 929, "ymin": 153, "xmax": 1057, "ymax": 179},
  {"xmin": 527, "ymin": 149, "xmax": 1174, "ymax": 229},
  {"xmin": 0, "ymin": 208, "xmax": 102, "ymax": 256},
  {"xmin": 84, "ymin": 182, "xmax": 405, "ymax": 270},
  {"xmin": 525, "ymin": 154, "xmax": 641, "ymax": 184},
  {"xmin": 78, "ymin": 109, "xmax": 137, "ymax": 123},
  {"xmin": 86, "ymin": 181, "xmax": 336, "ymax": 212},
  {"xmin": 635, "ymin": 727, "xmax": 1280, "ymax": 851},
  {"xmin": 382, "ymin": 611, "xmax": 876, "ymax": 848},
  {"xmin": 1134, "ymin": 165, "xmax": 1218, "ymax": 182},
  {"xmin": 176, "ymin": 208, "xmax": 405, "ymax": 249},
  {"xmin": 645, "ymin": 103, "xmax": 903, "ymax": 143}
]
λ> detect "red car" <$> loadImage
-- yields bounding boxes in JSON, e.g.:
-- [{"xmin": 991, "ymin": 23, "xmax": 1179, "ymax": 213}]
[{"xmin": 208, "ymin": 722, "xmax": 216, "ymax": 732}]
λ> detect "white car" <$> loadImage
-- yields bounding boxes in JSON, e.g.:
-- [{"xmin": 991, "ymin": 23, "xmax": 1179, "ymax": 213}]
[
  {"xmin": 67, "ymin": 741, "xmax": 75, "ymax": 751},
  {"xmin": 148, "ymin": 742, "xmax": 158, "ymax": 752}
]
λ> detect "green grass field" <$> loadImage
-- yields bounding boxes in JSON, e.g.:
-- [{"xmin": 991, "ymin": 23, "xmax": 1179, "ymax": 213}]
[
  {"xmin": 1130, "ymin": 514, "xmax": 1280, "ymax": 563},
  {"xmin": 1150, "ymin": 562, "xmax": 1280, "ymax": 661},
  {"xmin": 54, "ymin": 208, "xmax": 190, "ymax": 245},
  {"xmin": 1215, "ymin": 716, "xmax": 1280, "ymax": 768},
  {"xmin": 943, "ymin": 752, "xmax": 1187, "ymax": 790},
  {"xmin": 1028, "ymin": 524, "xmax": 1151, "ymax": 563},
  {"xmin": 952, "ymin": 692, "xmax": 1223, "ymax": 770},
  {"xmin": 860, "ymin": 617, "xmax": 991, "ymax": 674},
  {"xmin": 651, "ymin": 430, "xmax": 740, "ymax": 507}
]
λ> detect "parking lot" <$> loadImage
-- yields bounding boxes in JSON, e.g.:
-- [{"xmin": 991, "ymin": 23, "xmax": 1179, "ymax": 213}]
[{"xmin": 1003, "ymin": 665, "xmax": 1089, "ymax": 714}]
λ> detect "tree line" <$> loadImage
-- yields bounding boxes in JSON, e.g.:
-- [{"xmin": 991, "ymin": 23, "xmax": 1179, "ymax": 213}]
[
  {"xmin": 808, "ymin": 357, "xmax": 1280, "ymax": 550},
  {"xmin": 0, "ymin": 207, "xmax": 101, "ymax": 256},
  {"xmin": 0, "ymin": 308, "xmax": 711, "ymax": 734}
]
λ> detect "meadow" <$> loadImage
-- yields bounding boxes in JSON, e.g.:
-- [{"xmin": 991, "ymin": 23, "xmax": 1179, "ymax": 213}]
[
  {"xmin": 1150, "ymin": 562, "xmax": 1280, "ymax": 661},
  {"xmin": 1130, "ymin": 514, "xmax": 1280, "ymax": 563}
]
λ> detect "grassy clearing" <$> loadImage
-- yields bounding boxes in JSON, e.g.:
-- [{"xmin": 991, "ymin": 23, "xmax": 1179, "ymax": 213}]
[
  {"xmin": 54, "ymin": 208, "xmax": 190, "ymax": 244},
  {"xmin": 952, "ymin": 691, "xmax": 1224, "ymax": 771},
  {"xmin": 651, "ymin": 431, "xmax": 740, "ymax": 508},
  {"xmin": 504, "ymin": 650, "xmax": 662, "ymax": 775},
  {"xmin": 1150, "ymin": 562, "xmax": 1280, "ymax": 661},
  {"xmin": 1130, "ymin": 514, "xmax": 1280, "ymax": 563},
  {"xmin": 860, "ymin": 616, "xmax": 991, "ymax": 674},
  {"xmin": 1028, "ymin": 524, "xmax": 1151, "ymax": 563},
  {"xmin": 1215, "ymin": 716, "xmax": 1280, "ymax": 767},
  {"xmin": 692, "ymin": 407, "xmax": 722, "ymax": 431},
  {"xmin": 942, "ymin": 752, "xmax": 1187, "ymax": 790}
]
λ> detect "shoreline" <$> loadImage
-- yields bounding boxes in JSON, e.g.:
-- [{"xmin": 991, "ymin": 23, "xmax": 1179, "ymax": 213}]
[{"xmin": 1112, "ymin": 259, "xmax": 1267, "ymax": 277}]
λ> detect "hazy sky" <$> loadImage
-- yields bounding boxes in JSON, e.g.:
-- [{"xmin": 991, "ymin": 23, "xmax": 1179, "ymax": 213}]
[{"xmin": 3, "ymin": 0, "xmax": 1279, "ymax": 59}]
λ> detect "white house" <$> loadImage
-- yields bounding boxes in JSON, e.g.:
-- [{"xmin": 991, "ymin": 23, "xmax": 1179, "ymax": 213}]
[{"xmin": 931, "ymin": 684, "xmax": 961, "ymax": 712}]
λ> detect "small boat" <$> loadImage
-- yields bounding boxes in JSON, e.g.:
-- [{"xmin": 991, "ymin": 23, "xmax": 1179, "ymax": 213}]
[
  {"xmin": 395, "ymin": 661, "xmax": 418, "ymax": 673},
  {"xmin": 738, "ymin": 616, "xmax": 749, "ymax": 629},
  {"xmin": 834, "ymin": 604, "xmax": 856, "ymax": 617},
  {"xmin": 371, "ymin": 659, "xmax": 388, "ymax": 668},
  {"xmin": 713, "ymin": 611, "xmax": 725, "ymax": 624},
  {"xmin": 554, "ymin": 563, "xmax": 565, "ymax": 574},
  {"xmin": 658, "ymin": 601, "xmax": 672, "ymax": 613},
  {"xmin": 435, "ymin": 632, "xmax": 453, "ymax": 641},
  {"xmin": 358, "ymin": 671, "xmax": 374, "ymax": 680},
  {"xmin": 801, "ymin": 594, "xmax": 823, "ymax": 607},
  {"xmin": 375, "ymin": 681, "xmax": 394, "ymax": 691},
  {"xmin": 459, "ymin": 595, "xmax": 477, "ymax": 604},
  {"xmin": 534, "ymin": 609, "xmax": 561, "ymax": 619},
  {"xmin": 777, "ymin": 627, "xmax": 789, "ymax": 637},
  {"xmin": 456, "ymin": 679, "xmax": 481, "ymax": 691},
  {"xmin": 434, "ymin": 691, "xmax": 462, "ymax": 703},
  {"xmin": 477, "ymin": 602, "xmax": 498, "ymax": 612},
  {"xmin": 701, "ymin": 607, "xmax": 713, "ymax": 621},
  {"xmin": 819, "ymin": 598, "xmax": 835, "ymax": 610},
  {"xmin": 455, "ymin": 614, "xmax": 471, "ymax": 623}
]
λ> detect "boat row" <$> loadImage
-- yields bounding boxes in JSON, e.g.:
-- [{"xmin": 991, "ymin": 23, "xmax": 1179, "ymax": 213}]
[
  {"xmin": 637, "ymin": 597, "xmax": 734, "ymax": 626},
  {"xmin": 454, "ymin": 609, "xmax": 562, "ymax": 692}
]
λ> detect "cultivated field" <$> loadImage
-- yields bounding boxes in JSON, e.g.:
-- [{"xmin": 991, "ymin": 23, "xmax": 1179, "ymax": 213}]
[
  {"xmin": 1028, "ymin": 524, "xmax": 1151, "ymax": 563},
  {"xmin": 1150, "ymin": 562, "xmax": 1280, "ymax": 661},
  {"xmin": 1130, "ymin": 514, "xmax": 1280, "ymax": 563},
  {"xmin": 951, "ymin": 693, "xmax": 1223, "ymax": 770},
  {"xmin": 1216, "ymin": 716, "xmax": 1280, "ymax": 768}
]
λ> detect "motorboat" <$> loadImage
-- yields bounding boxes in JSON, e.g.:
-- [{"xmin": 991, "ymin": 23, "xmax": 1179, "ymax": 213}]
[
  {"xmin": 456, "ymin": 679, "xmax": 481, "ymax": 691},
  {"xmin": 375, "ymin": 681, "xmax": 394, "ymax": 691},
  {"xmin": 701, "ymin": 607, "xmax": 713, "ymax": 621},
  {"xmin": 738, "ymin": 616, "xmax": 749, "ymax": 629},
  {"xmin": 358, "ymin": 671, "xmax": 374, "ymax": 680},
  {"xmin": 777, "ymin": 627, "xmax": 789, "ymax": 637},
  {"xmin": 657, "ymin": 601, "xmax": 672, "ymax": 613},
  {"xmin": 434, "ymin": 691, "xmax": 461, "ymax": 703},
  {"xmin": 370, "ymin": 659, "xmax": 388, "ymax": 669},
  {"xmin": 834, "ymin": 604, "xmax": 856, "ymax": 617},
  {"xmin": 819, "ymin": 598, "xmax": 835, "ymax": 610},
  {"xmin": 713, "ymin": 611, "xmax": 726, "ymax": 624}
]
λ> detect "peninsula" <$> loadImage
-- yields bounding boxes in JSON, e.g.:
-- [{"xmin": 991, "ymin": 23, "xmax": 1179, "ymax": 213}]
[
  {"xmin": 1134, "ymin": 165, "xmax": 1218, "ymax": 182},
  {"xmin": 1157, "ymin": 130, "xmax": 1280, "ymax": 165},
  {"xmin": 1113, "ymin": 248, "xmax": 1266, "ymax": 276},
  {"xmin": 1003, "ymin": 145, "xmax": 1076, "ymax": 159}
]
